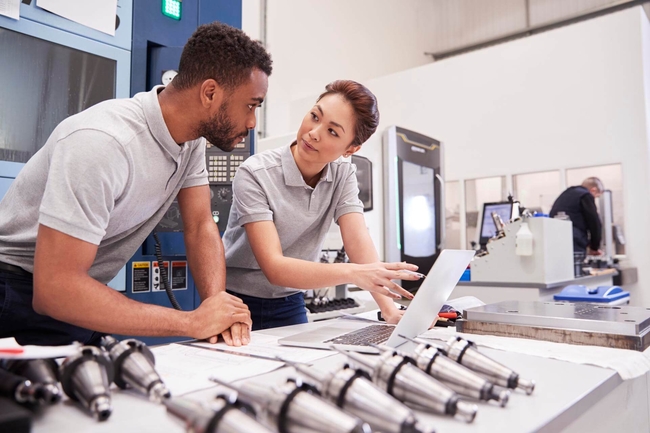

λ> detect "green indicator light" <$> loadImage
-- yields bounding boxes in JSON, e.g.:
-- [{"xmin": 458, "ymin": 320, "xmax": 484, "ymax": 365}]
[{"xmin": 162, "ymin": 0, "xmax": 182, "ymax": 20}]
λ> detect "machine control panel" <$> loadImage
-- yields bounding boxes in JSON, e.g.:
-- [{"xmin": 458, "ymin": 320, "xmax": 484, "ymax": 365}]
[
  {"xmin": 205, "ymin": 134, "xmax": 252, "ymax": 232},
  {"xmin": 207, "ymin": 154, "xmax": 245, "ymax": 183}
]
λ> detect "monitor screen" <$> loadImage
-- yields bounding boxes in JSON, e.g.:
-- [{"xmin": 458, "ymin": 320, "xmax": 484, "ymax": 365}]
[
  {"xmin": 351, "ymin": 154, "xmax": 373, "ymax": 212},
  {"xmin": 0, "ymin": 27, "xmax": 116, "ymax": 163},
  {"xmin": 401, "ymin": 159, "xmax": 436, "ymax": 257},
  {"xmin": 480, "ymin": 202, "xmax": 512, "ymax": 242}
]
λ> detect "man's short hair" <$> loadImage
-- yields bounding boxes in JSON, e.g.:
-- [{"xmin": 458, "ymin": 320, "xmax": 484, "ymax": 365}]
[
  {"xmin": 582, "ymin": 177, "xmax": 604, "ymax": 193},
  {"xmin": 173, "ymin": 22, "xmax": 272, "ymax": 91}
]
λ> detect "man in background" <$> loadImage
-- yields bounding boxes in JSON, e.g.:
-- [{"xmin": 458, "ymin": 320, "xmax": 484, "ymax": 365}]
[{"xmin": 550, "ymin": 177, "xmax": 604, "ymax": 256}]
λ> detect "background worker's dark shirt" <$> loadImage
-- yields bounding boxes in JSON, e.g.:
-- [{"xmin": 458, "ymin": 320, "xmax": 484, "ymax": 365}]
[{"xmin": 550, "ymin": 186, "xmax": 602, "ymax": 252}]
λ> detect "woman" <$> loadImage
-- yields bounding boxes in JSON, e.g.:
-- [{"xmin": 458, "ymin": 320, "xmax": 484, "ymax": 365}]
[{"xmin": 222, "ymin": 80, "xmax": 421, "ymax": 336}]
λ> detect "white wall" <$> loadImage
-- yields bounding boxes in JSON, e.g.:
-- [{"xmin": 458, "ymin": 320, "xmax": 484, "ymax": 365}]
[
  {"xmin": 643, "ymin": 5, "xmax": 650, "ymax": 197},
  {"xmin": 241, "ymin": 0, "xmax": 262, "ymax": 42},
  {"xmin": 350, "ymin": 7, "xmax": 649, "ymax": 306},
  {"xmin": 256, "ymin": 131, "xmax": 294, "ymax": 154},
  {"xmin": 260, "ymin": 0, "xmax": 437, "ymax": 137}
]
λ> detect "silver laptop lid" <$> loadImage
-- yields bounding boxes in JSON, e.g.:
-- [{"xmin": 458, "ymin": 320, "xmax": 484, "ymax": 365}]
[{"xmin": 385, "ymin": 249, "xmax": 475, "ymax": 347}]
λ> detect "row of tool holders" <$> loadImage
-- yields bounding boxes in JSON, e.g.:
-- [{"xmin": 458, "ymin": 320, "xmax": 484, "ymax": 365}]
[{"xmin": 2, "ymin": 335, "xmax": 535, "ymax": 432}]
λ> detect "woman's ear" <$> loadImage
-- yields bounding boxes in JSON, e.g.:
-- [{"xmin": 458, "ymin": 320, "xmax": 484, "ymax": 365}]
[{"xmin": 344, "ymin": 145, "xmax": 362, "ymax": 158}]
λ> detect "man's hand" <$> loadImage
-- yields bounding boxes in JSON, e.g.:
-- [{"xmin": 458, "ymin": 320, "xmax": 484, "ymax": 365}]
[
  {"xmin": 187, "ymin": 292, "xmax": 251, "ymax": 341},
  {"xmin": 587, "ymin": 247, "xmax": 603, "ymax": 256},
  {"xmin": 218, "ymin": 322, "xmax": 251, "ymax": 346}
]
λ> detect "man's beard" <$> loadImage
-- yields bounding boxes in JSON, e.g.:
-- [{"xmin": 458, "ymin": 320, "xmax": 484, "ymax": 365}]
[{"xmin": 197, "ymin": 102, "xmax": 248, "ymax": 152}]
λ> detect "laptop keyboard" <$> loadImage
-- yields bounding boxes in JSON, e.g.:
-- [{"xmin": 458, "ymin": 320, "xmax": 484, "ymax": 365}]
[{"xmin": 324, "ymin": 324, "xmax": 395, "ymax": 346}]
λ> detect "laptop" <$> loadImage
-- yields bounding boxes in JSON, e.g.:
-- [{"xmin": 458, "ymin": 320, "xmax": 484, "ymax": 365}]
[{"xmin": 278, "ymin": 249, "xmax": 475, "ymax": 353}]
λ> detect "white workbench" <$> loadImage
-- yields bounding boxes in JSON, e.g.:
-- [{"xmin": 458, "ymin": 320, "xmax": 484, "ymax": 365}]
[{"xmin": 32, "ymin": 320, "xmax": 650, "ymax": 433}]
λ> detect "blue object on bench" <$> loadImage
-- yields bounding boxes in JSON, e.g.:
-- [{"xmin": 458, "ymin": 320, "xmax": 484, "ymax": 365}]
[{"xmin": 553, "ymin": 284, "xmax": 630, "ymax": 303}]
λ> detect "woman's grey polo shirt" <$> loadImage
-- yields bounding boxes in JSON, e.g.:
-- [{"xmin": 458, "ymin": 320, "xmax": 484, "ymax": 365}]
[{"xmin": 222, "ymin": 144, "xmax": 364, "ymax": 299}]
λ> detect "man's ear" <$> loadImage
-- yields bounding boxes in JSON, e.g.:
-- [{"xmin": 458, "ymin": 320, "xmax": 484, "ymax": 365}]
[
  {"xmin": 199, "ymin": 79, "xmax": 225, "ymax": 109},
  {"xmin": 344, "ymin": 145, "xmax": 362, "ymax": 158}
]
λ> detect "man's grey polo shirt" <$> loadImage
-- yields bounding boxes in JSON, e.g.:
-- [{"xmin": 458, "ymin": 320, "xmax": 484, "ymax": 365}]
[
  {"xmin": 223, "ymin": 143, "xmax": 364, "ymax": 298},
  {"xmin": 0, "ymin": 86, "xmax": 208, "ymax": 284}
]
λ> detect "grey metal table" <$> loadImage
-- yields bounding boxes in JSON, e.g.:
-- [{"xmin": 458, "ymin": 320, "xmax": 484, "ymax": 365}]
[{"xmin": 32, "ymin": 320, "xmax": 649, "ymax": 433}]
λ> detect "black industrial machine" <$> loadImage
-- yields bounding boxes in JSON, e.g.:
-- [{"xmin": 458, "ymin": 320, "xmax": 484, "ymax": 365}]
[{"xmin": 383, "ymin": 126, "xmax": 444, "ymax": 292}]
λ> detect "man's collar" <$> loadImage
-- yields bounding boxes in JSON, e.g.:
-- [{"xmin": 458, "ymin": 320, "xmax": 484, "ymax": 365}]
[{"xmin": 142, "ymin": 86, "xmax": 187, "ymax": 160}]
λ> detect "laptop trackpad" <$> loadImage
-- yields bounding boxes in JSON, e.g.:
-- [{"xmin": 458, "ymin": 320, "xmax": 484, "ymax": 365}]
[{"xmin": 279, "ymin": 320, "xmax": 371, "ymax": 345}]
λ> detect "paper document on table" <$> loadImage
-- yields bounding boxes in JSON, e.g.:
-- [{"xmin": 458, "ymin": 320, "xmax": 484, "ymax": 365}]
[
  {"xmin": 151, "ymin": 343, "xmax": 283, "ymax": 396},
  {"xmin": 189, "ymin": 333, "xmax": 334, "ymax": 364},
  {"xmin": 445, "ymin": 296, "xmax": 486, "ymax": 314},
  {"xmin": 420, "ymin": 327, "xmax": 650, "ymax": 380},
  {"xmin": 0, "ymin": 337, "xmax": 81, "ymax": 359}
]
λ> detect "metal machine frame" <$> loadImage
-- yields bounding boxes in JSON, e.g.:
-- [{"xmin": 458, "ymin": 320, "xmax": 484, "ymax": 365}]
[{"xmin": 0, "ymin": 1, "xmax": 133, "ymax": 291}]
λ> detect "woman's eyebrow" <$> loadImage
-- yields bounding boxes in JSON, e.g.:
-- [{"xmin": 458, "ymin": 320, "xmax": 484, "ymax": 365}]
[{"xmin": 315, "ymin": 104, "xmax": 346, "ymax": 133}]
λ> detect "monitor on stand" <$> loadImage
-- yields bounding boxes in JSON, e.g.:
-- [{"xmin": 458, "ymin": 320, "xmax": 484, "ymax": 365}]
[{"xmin": 478, "ymin": 201, "xmax": 513, "ymax": 249}]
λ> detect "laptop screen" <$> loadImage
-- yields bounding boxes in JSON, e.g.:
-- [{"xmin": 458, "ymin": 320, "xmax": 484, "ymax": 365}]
[{"xmin": 385, "ymin": 249, "xmax": 475, "ymax": 347}]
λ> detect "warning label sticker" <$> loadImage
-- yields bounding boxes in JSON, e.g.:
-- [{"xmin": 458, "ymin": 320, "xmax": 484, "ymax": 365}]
[
  {"xmin": 132, "ymin": 261, "xmax": 150, "ymax": 293},
  {"xmin": 171, "ymin": 261, "xmax": 188, "ymax": 291},
  {"xmin": 152, "ymin": 261, "xmax": 170, "ymax": 292}
]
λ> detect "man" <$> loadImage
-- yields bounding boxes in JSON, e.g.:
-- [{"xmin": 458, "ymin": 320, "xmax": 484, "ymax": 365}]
[
  {"xmin": 550, "ymin": 177, "xmax": 604, "ymax": 256},
  {"xmin": 0, "ymin": 23, "xmax": 271, "ymax": 347}
]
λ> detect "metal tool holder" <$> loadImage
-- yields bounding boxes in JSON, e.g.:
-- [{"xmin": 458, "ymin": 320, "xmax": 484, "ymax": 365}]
[
  {"xmin": 163, "ymin": 395, "xmax": 274, "ymax": 433},
  {"xmin": 3, "ymin": 359, "xmax": 62, "ymax": 404},
  {"xmin": 210, "ymin": 377, "xmax": 371, "ymax": 433},
  {"xmin": 101, "ymin": 336, "xmax": 170, "ymax": 402},
  {"xmin": 442, "ymin": 337, "xmax": 535, "ymax": 395},
  {"xmin": 338, "ymin": 348, "xmax": 477, "ymax": 423},
  {"xmin": 60, "ymin": 346, "xmax": 114, "ymax": 421},
  {"xmin": 392, "ymin": 337, "xmax": 510, "ymax": 406},
  {"xmin": 282, "ymin": 358, "xmax": 434, "ymax": 433}
]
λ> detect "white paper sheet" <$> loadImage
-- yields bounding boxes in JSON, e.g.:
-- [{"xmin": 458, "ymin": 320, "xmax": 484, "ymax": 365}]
[
  {"xmin": 0, "ymin": 0, "xmax": 20, "ymax": 20},
  {"xmin": 189, "ymin": 333, "xmax": 334, "ymax": 364},
  {"xmin": 0, "ymin": 337, "xmax": 81, "ymax": 359},
  {"xmin": 36, "ymin": 0, "xmax": 117, "ymax": 35},
  {"xmin": 151, "ymin": 343, "xmax": 284, "ymax": 396},
  {"xmin": 445, "ymin": 296, "xmax": 486, "ymax": 313},
  {"xmin": 420, "ymin": 327, "xmax": 650, "ymax": 380}
]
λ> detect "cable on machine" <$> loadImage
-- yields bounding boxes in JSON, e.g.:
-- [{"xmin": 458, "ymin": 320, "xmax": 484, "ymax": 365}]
[{"xmin": 153, "ymin": 231, "xmax": 182, "ymax": 310}]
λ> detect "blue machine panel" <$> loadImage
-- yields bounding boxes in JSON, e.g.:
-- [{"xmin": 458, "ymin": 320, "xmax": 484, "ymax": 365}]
[
  {"xmin": 0, "ymin": 161, "xmax": 25, "ymax": 199},
  {"xmin": 131, "ymin": 0, "xmax": 242, "ymax": 95},
  {"xmin": 124, "ymin": 0, "xmax": 245, "ymax": 345}
]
